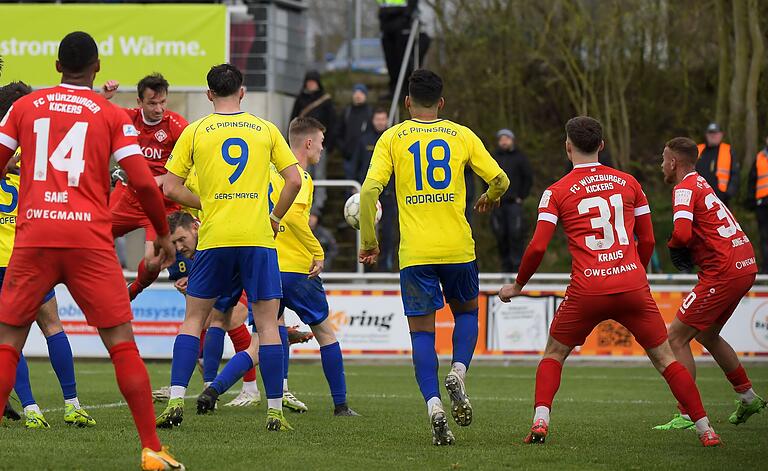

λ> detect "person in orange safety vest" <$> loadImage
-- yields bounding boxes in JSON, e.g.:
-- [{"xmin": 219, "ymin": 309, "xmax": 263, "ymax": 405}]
[
  {"xmin": 696, "ymin": 122, "xmax": 739, "ymax": 206},
  {"xmin": 747, "ymin": 134, "xmax": 768, "ymax": 274}
]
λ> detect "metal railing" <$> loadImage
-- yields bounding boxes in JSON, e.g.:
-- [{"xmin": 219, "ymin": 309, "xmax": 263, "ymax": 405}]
[
  {"xmin": 388, "ymin": 15, "xmax": 421, "ymax": 127},
  {"xmin": 313, "ymin": 179, "xmax": 364, "ymax": 274}
]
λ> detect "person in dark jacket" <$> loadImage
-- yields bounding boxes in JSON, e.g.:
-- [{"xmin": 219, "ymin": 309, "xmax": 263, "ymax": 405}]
[
  {"xmin": 290, "ymin": 70, "xmax": 336, "ymax": 217},
  {"xmin": 696, "ymin": 122, "xmax": 739, "ymax": 207},
  {"xmin": 747, "ymin": 134, "xmax": 768, "ymax": 273},
  {"xmin": 490, "ymin": 129, "xmax": 533, "ymax": 273},
  {"xmin": 339, "ymin": 84, "xmax": 373, "ymax": 183},
  {"xmin": 377, "ymin": 0, "xmax": 429, "ymax": 99}
]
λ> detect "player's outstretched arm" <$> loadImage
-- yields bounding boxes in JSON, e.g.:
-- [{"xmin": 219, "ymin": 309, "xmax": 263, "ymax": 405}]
[
  {"xmin": 163, "ymin": 172, "xmax": 201, "ymax": 209},
  {"xmin": 101, "ymin": 80, "xmax": 120, "ymax": 100},
  {"xmin": 634, "ymin": 214, "xmax": 656, "ymax": 268},
  {"xmin": 358, "ymin": 177, "xmax": 384, "ymax": 265},
  {"xmin": 475, "ymin": 171, "xmax": 510, "ymax": 213},
  {"xmin": 498, "ymin": 219, "xmax": 556, "ymax": 302},
  {"xmin": 272, "ymin": 164, "xmax": 302, "ymax": 236}
]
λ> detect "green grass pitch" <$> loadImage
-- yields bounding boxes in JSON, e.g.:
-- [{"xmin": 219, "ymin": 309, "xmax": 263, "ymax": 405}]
[{"xmin": 1, "ymin": 360, "xmax": 766, "ymax": 470}]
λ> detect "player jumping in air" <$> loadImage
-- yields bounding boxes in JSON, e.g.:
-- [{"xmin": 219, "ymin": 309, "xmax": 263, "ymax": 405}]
[
  {"xmin": 359, "ymin": 69, "xmax": 510, "ymax": 445},
  {"xmin": 498, "ymin": 117, "xmax": 720, "ymax": 447},
  {"xmin": 197, "ymin": 116, "xmax": 359, "ymax": 417},
  {"xmin": 159, "ymin": 63, "xmax": 302, "ymax": 431},
  {"xmin": 0, "ymin": 32, "xmax": 184, "ymax": 469},
  {"xmin": 653, "ymin": 137, "xmax": 766, "ymax": 430},
  {"xmin": 102, "ymin": 75, "xmax": 188, "ymax": 300}
]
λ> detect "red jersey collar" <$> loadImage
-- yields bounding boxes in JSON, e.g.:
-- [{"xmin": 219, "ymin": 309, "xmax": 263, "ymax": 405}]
[
  {"xmin": 58, "ymin": 83, "xmax": 91, "ymax": 90},
  {"xmin": 573, "ymin": 162, "xmax": 602, "ymax": 169},
  {"xmin": 140, "ymin": 109, "xmax": 163, "ymax": 127}
]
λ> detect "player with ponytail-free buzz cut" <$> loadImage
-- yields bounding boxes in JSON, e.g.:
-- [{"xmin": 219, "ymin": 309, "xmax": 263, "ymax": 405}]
[{"xmin": 359, "ymin": 69, "xmax": 510, "ymax": 445}]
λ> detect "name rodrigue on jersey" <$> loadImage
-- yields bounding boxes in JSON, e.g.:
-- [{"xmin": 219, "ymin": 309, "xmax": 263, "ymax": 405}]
[{"xmin": 404, "ymin": 192, "xmax": 455, "ymax": 205}]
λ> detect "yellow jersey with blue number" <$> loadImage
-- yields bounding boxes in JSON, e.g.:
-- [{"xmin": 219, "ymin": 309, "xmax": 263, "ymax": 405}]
[
  {"xmin": 269, "ymin": 165, "xmax": 323, "ymax": 274},
  {"xmin": 0, "ymin": 172, "xmax": 19, "ymax": 267},
  {"xmin": 166, "ymin": 112, "xmax": 297, "ymax": 250},
  {"xmin": 366, "ymin": 119, "xmax": 503, "ymax": 268}
]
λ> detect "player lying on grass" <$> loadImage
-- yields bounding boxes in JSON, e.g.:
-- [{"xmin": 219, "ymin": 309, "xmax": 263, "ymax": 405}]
[
  {"xmin": 102, "ymin": 75, "xmax": 189, "ymax": 301},
  {"xmin": 0, "ymin": 81, "xmax": 94, "ymax": 429},
  {"xmin": 498, "ymin": 116, "xmax": 720, "ymax": 447},
  {"xmin": 359, "ymin": 69, "xmax": 509, "ymax": 445},
  {"xmin": 0, "ymin": 32, "xmax": 183, "ymax": 470},
  {"xmin": 654, "ymin": 137, "xmax": 765, "ymax": 430},
  {"xmin": 159, "ymin": 63, "xmax": 302, "ymax": 432},
  {"xmin": 151, "ymin": 211, "xmax": 313, "ymax": 410},
  {"xmin": 197, "ymin": 116, "xmax": 358, "ymax": 418}
]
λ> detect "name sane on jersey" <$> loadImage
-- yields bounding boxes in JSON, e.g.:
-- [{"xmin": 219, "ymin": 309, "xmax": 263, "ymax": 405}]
[{"xmin": 569, "ymin": 174, "xmax": 627, "ymax": 194}]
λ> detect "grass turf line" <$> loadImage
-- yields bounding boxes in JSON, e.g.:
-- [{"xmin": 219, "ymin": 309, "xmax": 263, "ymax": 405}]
[{"xmin": 1, "ymin": 361, "xmax": 766, "ymax": 470}]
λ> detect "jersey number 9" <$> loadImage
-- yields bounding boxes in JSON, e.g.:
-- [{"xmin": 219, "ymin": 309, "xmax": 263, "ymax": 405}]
[
  {"xmin": 0, "ymin": 179, "xmax": 18, "ymax": 213},
  {"xmin": 221, "ymin": 137, "xmax": 249, "ymax": 184},
  {"xmin": 408, "ymin": 139, "xmax": 451, "ymax": 191}
]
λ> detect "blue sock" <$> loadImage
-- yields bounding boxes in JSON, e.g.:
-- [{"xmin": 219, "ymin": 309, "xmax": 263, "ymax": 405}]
[
  {"xmin": 278, "ymin": 325, "xmax": 289, "ymax": 381},
  {"xmin": 14, "ymin": 354, "xmax": 36, "ymax": 407},
  {"xmin": 202, "ymin": 327, "xmax": 226, "ymax": 383},
  {"xmin": 170, "ymin": 334, "xmax": 200, "ymax": 387},
  {"xmin": 320, "ymin": 342, "xmax": 347, "ymax": 405},
  {"xmin": 410, "ymin": 332, "xmax": 440, "ymax": 402},
  {"xmin": 210, "ymin": 351, "xmax": 253, "ymax": 395},
  {"xmin": 452, "ymin": 309, "xmax": 479, "ymax": 370},
  {"xmin": 258, "ymin": 344, "xmax": 284, "ymax": 400},
  {"xmin": 46, "ymin": 331, "xmax": 77, "ymax": 400}
]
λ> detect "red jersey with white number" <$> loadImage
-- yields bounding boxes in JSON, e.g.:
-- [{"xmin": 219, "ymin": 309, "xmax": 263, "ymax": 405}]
[
  {"xmin": 537, "ymin": 163, "xmax": 650, "ymax": 295},
  {"xmin": 123, "ymin": 108, "xmax": 187, "ymax": 177},
  {"xmin": 671, "ymin": 172, "xmax": 756, "ymax": 279},
  {"xmin": 0, "ymin": 84, "xmax": 141, "ymax": 250}
]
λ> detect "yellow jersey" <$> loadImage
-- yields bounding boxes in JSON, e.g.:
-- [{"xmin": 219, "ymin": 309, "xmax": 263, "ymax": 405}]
[
  {"xmin": 0, "ymin": 173, "xmax": 19, "ymax": 267},
  {"xmin": 366, "ymin": 119, "xmax": 503, "ymax": 268},
  {"xmin": 269, "ymin": 165, "xmax": 323, "ymax": 274},
  {"xmin": 182, "ymin": 167, "xmax": 202, "ymax": 221},
  {"xmin": 166, "ymin": 112, "xmax": 297, "ymax": 250}
]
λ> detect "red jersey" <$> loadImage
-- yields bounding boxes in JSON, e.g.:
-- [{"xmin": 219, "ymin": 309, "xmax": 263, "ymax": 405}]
[
  {"xmin": 670, "ymin": 172, "xmax": 757, "ymax": 279},
  {"xmin": 0, "ymin": 84, "xmax": 141, "ymax": 250},
  {"xmin": 537, "ymin": 162, "xmax": 650, "ymax": 295},
  {"xmin": 122, "ymin": 108, "xmax": 187, "ymax": 177}
]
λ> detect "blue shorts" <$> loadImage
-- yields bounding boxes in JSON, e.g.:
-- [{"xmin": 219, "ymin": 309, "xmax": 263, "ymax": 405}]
[
  {"xmin": 0, "ymin": 267, "xmax": 55, "ymax": 304},
  {"xmin": 212, "ymin": 283, "xmax": 243, "ymax": 313},
  {"xmin": 248, "ymin": 273, "xmax": 328, "ymax": 332},
  {"xmin": 399, "ymin": 261, "xmax": 479, "ymax": 316},
  {"xmin": 187, "ymin": 247, "xmax": 282, "ymax": 303}
]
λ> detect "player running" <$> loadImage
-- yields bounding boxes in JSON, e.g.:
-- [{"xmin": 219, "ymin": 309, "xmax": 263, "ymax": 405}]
[
  {"xmin": 359, "ymin": 69, "xmax": 510, "ymax": 445},
  {"xmin": 159, "ymin": 63, "xmax": 302, "ymax": 431},
  {"xmin": 102, "ymin": 74, "xmax": 188, "ymax": 300},
  {"xmin": 0, "ymin": 81, "xmax": 95, "ymax": 429},
  {"xmin": 0, "ymin": 32, "xmax": 184, "ymax": 470},
  {"xmin": 498, "ymin": 117, "xmax": 720, "ymax": 447},
  {"xmin": 197, "ymin": 116, "xmax": 359, "ymax": 417},
  {"xmin": 654, "ymin": 137, "xmax": 765, "ymax": 430}
]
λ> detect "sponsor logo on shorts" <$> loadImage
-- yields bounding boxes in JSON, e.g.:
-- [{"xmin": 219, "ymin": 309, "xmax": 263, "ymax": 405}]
[{"xmin": 735, "ymin": 257, "xmax": 756, "ymax": 270}]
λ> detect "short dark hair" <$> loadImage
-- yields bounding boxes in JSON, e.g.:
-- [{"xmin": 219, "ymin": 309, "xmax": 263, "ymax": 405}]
[
  {"xmin": 207, "ymin": 64, "xmax": 243, "ymax": 97},
  {"xmin": 665, "ymin": 137, "xmax": 698, "ymax": 166},
  {"xmin": 58, "ymin": 32, "xmax": 98, "ymax": 74},
  {"xmin": 168, "ymin": 211, "xmax": 196, "ymax": 233},
  {"xmin": 373, "ymin": 107, "xmax": 388, "ymax": 117},
  {"xmin": 137, "ymin": 73, "xmax": 169, "ymax": 100},
  {"xmin": 565, "ymin": 116, "xmax": 603, "ymax": 154},
  {"xmin": 408, "ymin": 69, "xmax": 443, "ymax": 107},
  {"xmin": 289, "ymin": 117, "xmax": 326, "ymax": 148},
  {"xmin": 0, "ymin": 81, "xmax": 32, "ymax": 118}
]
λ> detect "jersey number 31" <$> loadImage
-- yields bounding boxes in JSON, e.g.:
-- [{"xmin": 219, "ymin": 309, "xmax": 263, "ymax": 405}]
[{"xmin": 578, "ymin": 194, "xmax": 630, "ymax": 251}]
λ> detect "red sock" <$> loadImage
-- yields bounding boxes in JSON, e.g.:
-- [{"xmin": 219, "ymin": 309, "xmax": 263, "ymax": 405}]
[
  {"xmin": 228, "ymin": 324, "xmax": 256, "ymax": 382},
  {"xmin": 129, "ymin": 259, "xmax": 161, "ymax": 300},
  {"xmin": 109, "ymin": 342, "xmax": 162, "ymax": 452},
  {"xmin": 199, "ymin": 329, "xmax": 206, "ymax": 358},
  {"xmin": 534, "ymin": 358, "xmax": 563, "ymax": 409},
  {"xmin": 662, "ymin": 361, "xmax": 706, "ymax": 422},
  {"xmin": 725, "ymin": 364, "xmax": 752, "ymax": 393},
  {"xmin": 0, "ymin": 345, "xmax": 20, "ymax": 422}
]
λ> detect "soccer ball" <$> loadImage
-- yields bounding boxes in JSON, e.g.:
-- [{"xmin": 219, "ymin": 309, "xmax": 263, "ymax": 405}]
[{"xmin": 344, "ymin": 193, "xmax": 382, "ymax": 230}]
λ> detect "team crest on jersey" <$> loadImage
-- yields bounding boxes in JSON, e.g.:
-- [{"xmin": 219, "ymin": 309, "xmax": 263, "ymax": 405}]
[
  {"xmin": 155, "ymin": 129, "xmax": 168, "ymax": 143},
  {"xmin": 538, "ymin": 190, "xmax": 552, "ymax": 208},
  {"xmin": 123, "ymin": 124, "xmax": 139, "ymax": 137}
]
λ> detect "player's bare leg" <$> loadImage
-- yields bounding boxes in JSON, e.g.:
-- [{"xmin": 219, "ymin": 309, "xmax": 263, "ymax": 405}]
[
  {"xmin": 409, "ymin": 313, "xmax": 454, "ymax": 446},
  {"xmin": 524, "ymin": 335, "xmax": 571, "ymax": 444},
  {"xmin": 696, "ymin": 324, "xmax": 766, "ymax": 425},
  {"xmin": 444, "ymin": 298, "xmax": 478, "ymax": 427},
  {"xmin": 646, "ymin": 340, "xmax": 720, "ymax": 446},
  {"xmin": 310, "ymin": 319, "xmax": 358, "ymax": 416}
]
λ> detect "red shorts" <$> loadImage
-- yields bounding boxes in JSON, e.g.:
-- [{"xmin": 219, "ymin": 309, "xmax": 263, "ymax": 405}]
[
  {"xmin": 550, "ymin": 287, "xmax": 668, "ymax": 349},
  {"xmin": 110, "ymin": 183, "xmax": 180, "ymax": 240},
  {"xmin": 0, "ymin": 248, "xmax": 133, "ymax": 328},
  {"xmin": 677, "ymin": 273, "xmax": 755, "ymax": 331}
]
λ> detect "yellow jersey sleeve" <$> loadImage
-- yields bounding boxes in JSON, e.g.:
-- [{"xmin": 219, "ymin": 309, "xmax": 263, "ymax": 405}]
[
  {"xmin": 267, "ymin": 121, "xmax": 298, "ymax": 172},
  {"xmin": 165, "ymin": 120, "xmax": 198, "ymax": 179},
  {"xmin": 269, "ymin": 166, "xmax": 319, "ymax": 273},
  {"xmin": 183, "ymin": 167, "xmax": 202, "ymax": 221},
  {"xmin": 0, "ymin": 173, "xmax": 19, "ymax": 267},
  {"xmin": 463, "ymin": 126, "xmax": 503, "ymax": 183},
  {"xmin": 365, "ymin": 128, "xmax": 395, "ymax": 186}
]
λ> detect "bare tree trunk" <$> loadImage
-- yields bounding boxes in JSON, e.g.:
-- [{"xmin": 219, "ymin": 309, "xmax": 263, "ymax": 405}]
[
  {"xmin": 715, "ymin": 0, "xmax": 730, "ymax": 125},
  {"xmin": 728, "ymin": 0, "xmax": 749, "ymax": 159},
  {"xmin": 744, "ymin": 0, "xmax": 764, "ymax": 170}
]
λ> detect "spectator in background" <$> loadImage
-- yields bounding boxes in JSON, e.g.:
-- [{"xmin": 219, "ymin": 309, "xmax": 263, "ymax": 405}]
[
  {"xmin": 490, "ymin": 129, "xmax": 533, "ymax": 273},
  {"xmin": 290, "ymin": 70, "xmax": 336, "ymax": 218},
  {"xmin": 355, "ymin": 108, "xmax": 397, "ymax": 271},
  {"xmin": 339, "ymin": 84, "xmax": 373, "ymax": 185},
  {"xmin": 696, "ymin": 122, "xmax": 738, "ymax": 207},
  {"xmin": 377, "ymin": 0, "xmax": 429, "ymax": 100},
  {"xmin": 747, "ymin": 134, "xmax": 768, "ymax": 273}
]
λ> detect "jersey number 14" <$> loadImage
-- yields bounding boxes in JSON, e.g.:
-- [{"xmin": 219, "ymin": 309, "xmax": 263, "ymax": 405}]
[{"xmin": 32, "ymin": 118, "xmax": 87, "ymax": 187}]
